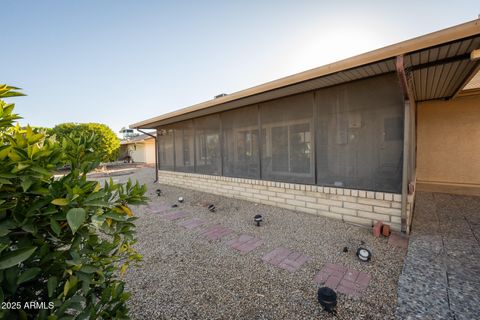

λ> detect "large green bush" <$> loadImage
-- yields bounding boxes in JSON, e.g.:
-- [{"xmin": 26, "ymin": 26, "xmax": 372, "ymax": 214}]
[
  {"xmin": 52, "ymin": 123, "xmax": 120, "ymax": 163},
  {"xmin": 0, "ymin": 85, "xmax": 147, "ymax": 319}
]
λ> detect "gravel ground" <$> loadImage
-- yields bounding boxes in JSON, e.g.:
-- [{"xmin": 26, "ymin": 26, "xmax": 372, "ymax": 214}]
[{"xmin": 91, "ymin": 166, "xmax": 407, "ymax": 320}]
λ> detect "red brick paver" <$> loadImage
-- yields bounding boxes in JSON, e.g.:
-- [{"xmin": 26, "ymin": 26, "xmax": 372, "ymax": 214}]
[
  {"xmin": 227, "ymin": 234, "xmax": 264, "ymax": 255},
  {"xmin": 163, "ymin": 211, "xmax": 189, "ymax": 221},
  {"xmin": 200, "ymin": 225, "xmax": 234, "ymax": 240},
  {"xmin": 178, "ymin": 218, "xmax": 205, "ymax": 230},
  {"xmin": 262, "ymin": 247, "xmax": 309, "ymax": 273},
  {"xmin": 314, "ymin": 263, "xmax": 371, "ymax": 297}
]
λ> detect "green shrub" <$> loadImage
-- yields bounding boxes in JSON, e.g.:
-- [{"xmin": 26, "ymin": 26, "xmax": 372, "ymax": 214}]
[
  {"xmin": 0, "ymin": 85, "xmax": 147, "ymax": 319},
  {"xmin": 52, "ymin": 123, "xmax": 120, "ymax": 163}
]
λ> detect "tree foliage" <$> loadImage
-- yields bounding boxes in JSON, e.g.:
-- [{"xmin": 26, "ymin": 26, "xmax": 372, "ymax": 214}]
[
  {"xmin": 0, "ymin": 85, "xmax": 148, "ymax": 319},
  {"xmin": 52, "ymin": 123, "xmax": 120, "ymax": 163}
]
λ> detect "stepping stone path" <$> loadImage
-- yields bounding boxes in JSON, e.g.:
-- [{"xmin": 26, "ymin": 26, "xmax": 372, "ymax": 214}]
[
  {"xmin": 150, "ymin": 202, "xmax": 371, "ymax": 301},
  {"xmin": 227, "ymin": 234, "xmax": 264, "ymax": 255},
  {"xmin": 200, "ymin": 225, "xmax": 233, "ymax": 240},
  {"xmin": 178, "ymin": 218, "xmax": 205, "ymax": 230},
  {"xmin": 163, "ymin": 211, "xmax": 189, "ymax": 221},
  {"xmin": 314, "ymin": 263, "xmax": 371, "ymax": 297},
  {"xmin": 262, "ymin": 247, "xmax": 309, "ymax": 273}
]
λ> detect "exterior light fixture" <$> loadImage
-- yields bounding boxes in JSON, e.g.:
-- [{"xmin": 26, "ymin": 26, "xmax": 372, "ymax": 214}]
[
  {"xmin": 155, "ymin": 189, "xmax": 162, "ymax": 196},
  {"xmin": 317, "ymin": 287, "xmax": 337, "ymax": 312},
  {"xmin": 254, "ymin": 214, "xmax": 263, "ymax": 227},
  {"xmin": 178, "ymin": 197, "xmax": 184, "ymax": 203},
  {"xmin": 207, "ymin": 204, "xmax": 216, "ymax": 212},
  {"xmin": 356, "ymin": 247, "xmax": 372, "ymax": 262}
]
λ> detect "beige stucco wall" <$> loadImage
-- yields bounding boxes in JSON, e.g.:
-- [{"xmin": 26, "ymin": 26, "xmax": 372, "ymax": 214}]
[
  {"xmin": 417, "ymin": 94, "xmax": 480, "ymax": 186},
  {"xmin": 121, "ymin": 139, "xmax": 155, "ymax": 164},
  {"xmin": 130, "ymin": 144, "xmax": 146, "ymax": 163},
  {"xmin": 144, "ymin": 140, "xmax": 156, "ymax": 164}
]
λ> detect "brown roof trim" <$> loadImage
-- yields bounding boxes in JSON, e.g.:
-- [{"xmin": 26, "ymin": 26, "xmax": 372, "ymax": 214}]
[{"xmin": 131, "ymin": 19, "xmax": 480, "ymax": 129}]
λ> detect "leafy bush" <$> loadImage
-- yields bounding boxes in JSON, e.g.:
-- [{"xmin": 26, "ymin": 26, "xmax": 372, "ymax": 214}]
[
  {"xmin": 0, "ymin": 85, "xmax": 147, "ymax": 319},
  {"xmin": 52, "ymin": 123, "xmax": 120, "ymax": 163}
]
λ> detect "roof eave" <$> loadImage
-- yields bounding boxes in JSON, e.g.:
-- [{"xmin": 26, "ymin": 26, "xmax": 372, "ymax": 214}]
[{"xmin": 130, "ymin": 18, "xmax": 480, "ymax": 129}]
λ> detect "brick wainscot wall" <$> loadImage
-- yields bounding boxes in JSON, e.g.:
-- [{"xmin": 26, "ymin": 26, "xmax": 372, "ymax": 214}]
[{"xmin": 158, "ymin": 170, "xmax": 403, "ymax": 231}]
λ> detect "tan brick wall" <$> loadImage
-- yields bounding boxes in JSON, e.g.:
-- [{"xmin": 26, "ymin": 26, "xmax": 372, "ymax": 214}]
[{"xmin": 158, "ymin": 170, "xmax": 402, "ymax": 231}]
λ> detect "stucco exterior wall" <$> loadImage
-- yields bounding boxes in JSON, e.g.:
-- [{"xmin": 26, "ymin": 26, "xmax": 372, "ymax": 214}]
[
  {"xmin": 130, "ymin": 144, "xmax": 146, "ymax": 163},
  {"xmin": 158, "ymin": 170, "xmax": 402, "ymax": 231},
  {"xmin": 144, "ymin": 140, "xmax": 156, "ymax": 164},
  {"xmin": 417, "ymin": 95, "xmax": 480, "ymax": 186}
]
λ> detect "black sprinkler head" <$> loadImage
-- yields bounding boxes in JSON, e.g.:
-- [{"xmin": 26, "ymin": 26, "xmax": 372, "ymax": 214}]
[
  {"xmin": 356, "ymin": 247, "xmax": 372, "ymax": 262},
  {"xmin": 207, "ymin": 204, "xmax": 216, "ymax": 212},
  {"xmin": 317, "ymin": 287, "xmax": 337, "ymax": 312},
  {"xmin": 171, "ymin": 204, "xmax": 178, "ymax": 208},
  {"xmin": 155, "ymin": 189, "xmax": 162, "ymax": 196},
  {"xmin": 254, "ymin": 214, "xmax": 263, "ymax": 227}
]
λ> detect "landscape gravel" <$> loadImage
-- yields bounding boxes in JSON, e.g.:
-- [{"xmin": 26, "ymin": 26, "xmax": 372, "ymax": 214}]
[{"xmin": 90, "ymin": 166, "xmax": 407, "ymax": 319}]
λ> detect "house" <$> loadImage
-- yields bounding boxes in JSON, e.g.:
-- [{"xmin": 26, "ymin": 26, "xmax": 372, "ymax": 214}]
[
  {"xmin": 130, "ymin": 19, "xmax": 480, "ymax": 233},
  {"xmin": 119, "ymin": 133, "xmax": 156, "ymax": 164}
]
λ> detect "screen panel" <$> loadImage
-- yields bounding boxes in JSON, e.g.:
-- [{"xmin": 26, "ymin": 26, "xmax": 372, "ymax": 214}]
[
  {"xmin": 316, "ymin": 73, "xmax": 404, "ymax": 193},
  {"xmin": 221, "ymin": 105, "xmax": 260, "ymax": 178},
  {"xmin": 158, "ymin": 127, "xmax": 174, "ymax": 171},
  {"xmin": 194, "ymin": 114, "xmax": 221, "ymax": 175},
  {"xmin": 260, "ymin": 92, "xmax": 315, "ymax": 184},
  {"xmin": 173, "ymin": 120, "xmax": 195, "ymax": 173}
]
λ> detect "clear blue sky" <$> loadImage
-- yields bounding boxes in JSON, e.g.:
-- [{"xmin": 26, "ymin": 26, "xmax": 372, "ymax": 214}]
[{"xmin": 3, "ymin": 1, "xmax": 478, "ymax": 135}]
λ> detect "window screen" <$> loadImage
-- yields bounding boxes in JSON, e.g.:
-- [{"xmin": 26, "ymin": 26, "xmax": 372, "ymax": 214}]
[
  {"xmin": 260, "ymin": 92, "xmax": 315, "ymax": 184},
  {"xmin": 158, "ymin": 128, "xmax": 174, "ymax": 171},
  {"xmin": 222, "ymin": 105, "xmax": 260, "ymax": 178},
  {"xmin": 316, "ymin": 73, "xmax": 404, "ymax": 193},
  {"xmin": 174, "ymin": 120, "xmax": 195, "ymax": 172},
  {"xmin": 194, "ymin": 115, "xmax": 221, "ymax": 175}
]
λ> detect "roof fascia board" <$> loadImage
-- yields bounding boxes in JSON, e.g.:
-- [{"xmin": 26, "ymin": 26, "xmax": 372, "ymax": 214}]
[{"xmin": 131, "ymin": 19, "xmax": 480, "ymax": 129}]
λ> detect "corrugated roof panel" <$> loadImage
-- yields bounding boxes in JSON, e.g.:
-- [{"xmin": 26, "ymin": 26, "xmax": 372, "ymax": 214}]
[
  {"xmin": 421, "ymin": 67, "xmax": 428, "ymax": 99},
  {"xmin": 440, "ymin": 62, "xmax": 457, "ymax": 95},
  {"xmin": 446, "ymin": 41, "xmax": 462, "ymax": 58},
  {"xmin": 365, "ymin": 65, "xmax": 379, "ymax": 77},
  {"xmin": 443, "ymin": 60, "xmax": 472, "ymax": 96},
  {"xmin": 420, "ymin": 50, "xmax": 430, "ymax": 64},
  {"xmin": 458, "ymin": 37, "xmax": 474, "ymax": 54},
  {"xmin": 469, "ymin": 37, "xmax": 480, "ymax": 51},
  {"xmin": 424, "ymin": 65, "xmax": 450, "ymax": 99},
  {"xmin": 410, "ymin": 71, "xmax": 419, "ymax": 98},
  {"xmin": 429, "ymin": 47, "xmax": 440, "ymax": 62},
  {"xmin": 437, "ymin": 45, "xmax": 451, "ymax": 60},
  {"xmin": 431, "ymin": 64, "xmax": 446, "ymax": 98},
  {"xmin": 412, "ymin": 59, "xmax": 477, "ymax": 100},
  {"xmin": 426, "ymin": 65, "xmax": 438, "ymax": 99}
]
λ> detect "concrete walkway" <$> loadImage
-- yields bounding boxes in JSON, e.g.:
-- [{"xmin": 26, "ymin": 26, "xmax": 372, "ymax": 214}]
[{"xmin": 396, "ymin": 192, "xmax": 480, "ymax": 319}]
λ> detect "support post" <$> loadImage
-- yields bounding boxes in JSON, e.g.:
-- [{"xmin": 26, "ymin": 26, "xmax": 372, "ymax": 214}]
[{"xmin": 396, "ymin": 55, "xmax": 415, "ymax": 233}]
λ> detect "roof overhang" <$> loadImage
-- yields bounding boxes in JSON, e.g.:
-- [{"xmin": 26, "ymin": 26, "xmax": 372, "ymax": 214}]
[{"xmin": 131, "ymin": 19, "xmax": 480, "ymax": 129}]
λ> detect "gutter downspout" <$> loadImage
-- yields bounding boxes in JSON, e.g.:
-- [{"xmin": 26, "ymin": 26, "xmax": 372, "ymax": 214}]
[
  {"xmin": 396, "ymin": 55, "xmax": 415, "ymax": 234},
  {"xmin": 137, "ymin": 129, "xmax": 158, "ymax": 183}
]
